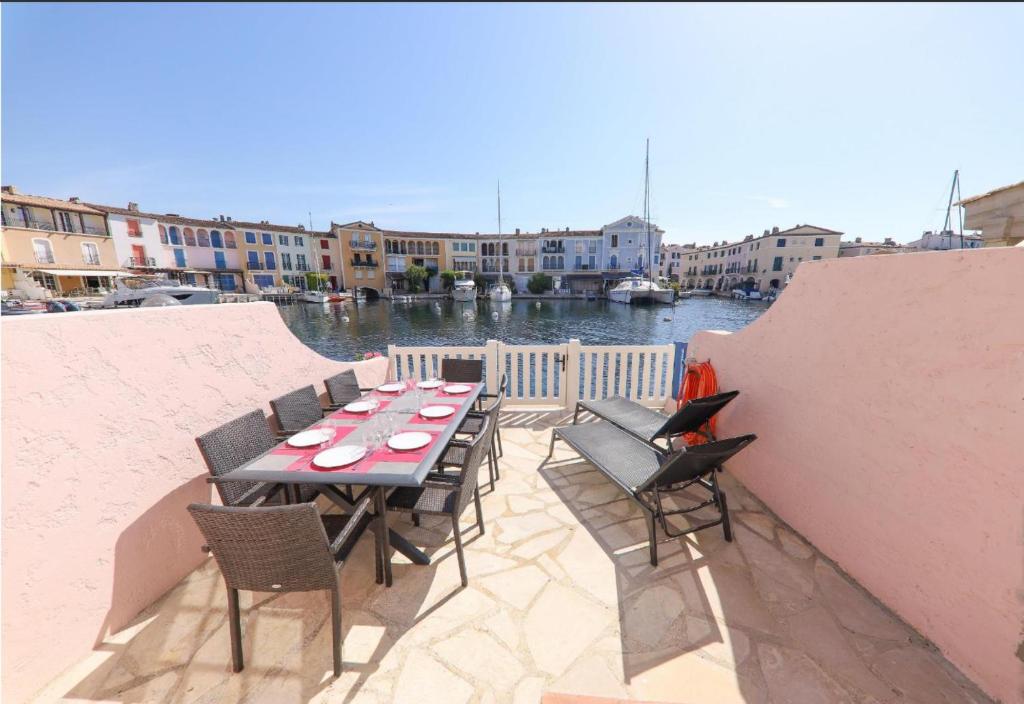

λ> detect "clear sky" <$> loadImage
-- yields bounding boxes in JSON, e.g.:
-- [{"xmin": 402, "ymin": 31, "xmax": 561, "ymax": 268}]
[{"xmin": 3, "ymin": 3, "xmax": 1022, "ymax": 244}]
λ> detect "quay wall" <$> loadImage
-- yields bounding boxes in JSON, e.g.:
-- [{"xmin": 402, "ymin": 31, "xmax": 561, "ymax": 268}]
[
  {"xmin": 1, "ymin": 302, "xmax": 389, "ymax": 703},
  {"xmin": 681, "ymin": 248, "xmax": 1023, "ymax": 703}
]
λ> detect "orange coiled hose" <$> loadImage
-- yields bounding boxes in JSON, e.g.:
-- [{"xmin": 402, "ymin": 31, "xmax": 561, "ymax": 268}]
[{"xmin": 677, "ymin": 360, "xmax": 718, "ymax": 445}]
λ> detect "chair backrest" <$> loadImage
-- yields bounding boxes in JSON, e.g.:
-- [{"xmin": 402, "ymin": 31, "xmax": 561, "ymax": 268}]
[
  {"xmin": 480, "ymin": 373, "xmax": 508, "ymax": 415},
  {"xmin": 188, "ymin": 503, "xmax": 338, "ymax": 592},
  {"xmin": 455, "ymin": 414, "xmax": 493, "ymax": 513},
  {"xmin": 196, "ymin": 409, "xmax": 276, "ymax": 506},
  {"xmin": 270, "ymin": 385, "xmax": 323, "ymax": 433},
  {"xmin": 652, "ymin": 390, "xmax": 740, "ymax": 440},
  {"xmin": 325, "ymin": 370, "xmax": 362, "ymax": 406},
  {"xmin": 641, "ymin": 433, "xmax": 757, "ymax": 492},
  {"xmin": 441, "ymin": 358, "xmax": 483, "ymax": 383}
]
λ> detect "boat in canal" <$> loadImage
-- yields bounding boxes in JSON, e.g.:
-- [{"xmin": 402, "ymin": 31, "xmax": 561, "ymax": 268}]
[
  {"xmin": 489, "ymin": 181, "xmax": 512, "ymax": 303},
  {"xmin": 609, "ymin": 140, "xmax": 673, "ymax": 306},
  {"xmin": 102, "ymin": 276, "xmax": 218, "ymax": 307},
  {"xmin": 452, "ymin": 271, "xmax": 476, "ymax": 302}
]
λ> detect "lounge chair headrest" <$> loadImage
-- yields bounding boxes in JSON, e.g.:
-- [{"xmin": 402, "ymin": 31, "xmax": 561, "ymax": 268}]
[{"xmin": 653, "ymin": 390, "xmax": 740, "ymax": 439}]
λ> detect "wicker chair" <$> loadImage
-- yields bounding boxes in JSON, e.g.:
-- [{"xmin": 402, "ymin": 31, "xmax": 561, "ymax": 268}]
[
  {"xmin": 443, "ymin": 373, "xmax": 506, "ymax": 490},
  {"xmin": 196, "ymin": 410, "xmax": 284, "ymax": 507},
  {"xmin": 440, "ymin": 358, "xmax": 483, "ymax": 383},
  {"xmin": 187, "ymin": 500, "xmax": 377, "ymax": 677},
  {"xmin": 387, "ymin": 415, "xmax": 491, "ymax": 587},
  {"xmin": 324, "ymin": 370, "xmax": 370, "ymax": 411},
  {"xmin": 270, "ymin": 385, "xmax": 324, "ymax": 439},
  {"xmin": 197, "ymin": 410, "xmax": 319, "ymax": 505}
]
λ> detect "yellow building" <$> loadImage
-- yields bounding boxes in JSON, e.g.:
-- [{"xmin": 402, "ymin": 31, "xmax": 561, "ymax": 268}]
[
  {"xmin": 331, "ymin": 221, "xmax": 385, "ymax": 296},
  {"xmin": 959, "ymin": 180, "xmax": 1024, "ymax": 248},
  {"xmin": 382, "ymin": 230, "xmax": 448, "ymax": 293},
  {"xmin": 1, "ymin": 187, "xmax": 122, "ymax": 298}
]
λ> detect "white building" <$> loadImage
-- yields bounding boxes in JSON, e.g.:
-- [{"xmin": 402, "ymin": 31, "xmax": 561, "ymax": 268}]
[
  {"xmin": 660, "ymin": 243, "xmax": 697, "ymax": 281},
  {"xmin": 905, "ymin": 230, "xmax": 983, "ymax": 251}
]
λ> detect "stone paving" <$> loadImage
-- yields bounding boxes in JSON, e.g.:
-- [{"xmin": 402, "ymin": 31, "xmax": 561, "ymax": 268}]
[{"xmin": 37, "ymin": 412, "xmax": 990, "ymax": 704}]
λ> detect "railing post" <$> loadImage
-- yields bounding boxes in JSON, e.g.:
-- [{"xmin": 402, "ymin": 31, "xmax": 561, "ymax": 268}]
[
  {"xmin": 387, "ymin": 344, "xmax": 399, "ymax": 381},
  {"xmin": 485, "ymin": 339, "xmax": 501, "ymax": 396},
  {"xmin": 564, "ymin": 338, "xmax": 581, "ymax": 409}
]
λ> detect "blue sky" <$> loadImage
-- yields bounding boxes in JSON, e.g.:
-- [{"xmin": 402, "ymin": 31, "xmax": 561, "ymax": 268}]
[{"xmin": 3, "ymin": 3, "xmax": 1022, "ymax": 244}]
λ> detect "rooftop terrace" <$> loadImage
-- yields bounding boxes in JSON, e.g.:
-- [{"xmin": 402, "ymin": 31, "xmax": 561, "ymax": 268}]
[{"xmin": 31, "ymin": 413, "xmax": 987, "ymax": 704}]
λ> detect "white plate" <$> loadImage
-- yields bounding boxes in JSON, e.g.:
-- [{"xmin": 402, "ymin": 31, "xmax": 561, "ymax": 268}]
[
  {"xmin": 419, "ymin": 405, "xmax": 455, "ymax": 419},
  {"xmin": 287, "ymin": 429, "xmax": 333, "ymax": 448},
  {"xmin": 442, "ymin": 384, "xmax": 472, "ymax": 394},
  {"xmin": 417, "ymin": 379, "xmax": 444, "ymax": 389},
  {"xmin": 313, "ymin": 445, "xmax": 367, "ymax": 468},
  {"xmin": 387, "ymin": 431, "xmax": 432, "ymax": 451},
  {"xmin": 343, "ymin": 400, "xmax": 378, "ymax": 413},
  {"xmin": 377, "ymin": 382, "xmax": 405, "ymax": 393}
]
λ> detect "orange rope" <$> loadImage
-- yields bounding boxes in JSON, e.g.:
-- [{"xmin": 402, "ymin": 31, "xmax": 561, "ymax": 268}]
[{"xmin": 676, "ymin": 360, "xmax": 718, "ymax": 445}]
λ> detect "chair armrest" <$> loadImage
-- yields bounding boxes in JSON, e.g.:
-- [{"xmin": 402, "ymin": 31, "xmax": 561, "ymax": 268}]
[
  {"xmin": 207, "ymin": 477, "xmax": 285, "ymax": 506},
  {"xmin": 328, "ymin": 494, "xmax": 373, "ymax": 554}
]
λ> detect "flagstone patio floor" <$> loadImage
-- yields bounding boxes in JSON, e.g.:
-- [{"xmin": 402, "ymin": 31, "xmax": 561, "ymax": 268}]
[{"xmin": 36, "ymin": 411, "xmax": 991, "ymax": 704}]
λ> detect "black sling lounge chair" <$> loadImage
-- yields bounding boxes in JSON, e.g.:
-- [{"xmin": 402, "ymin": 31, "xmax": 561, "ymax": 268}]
[
  {"xmin": 573, "ymin": 390, "xmax": 739, "ymax": 449},
  {"xmin": 550, "ymin": 420, "xmax": 756, "ymax": 565}
]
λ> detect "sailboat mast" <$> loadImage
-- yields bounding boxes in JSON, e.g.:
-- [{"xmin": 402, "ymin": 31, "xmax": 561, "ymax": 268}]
[
  {"xmin": 943, "ymin": 170, "xmax": 961, "ymax": 250},
  {"xmin": 644, "ymin": 138, "xmax": 651, "ymax": 284},
  {"xmin": 497, "ymin": 180, "xmax": 503, "ymax": 280}
]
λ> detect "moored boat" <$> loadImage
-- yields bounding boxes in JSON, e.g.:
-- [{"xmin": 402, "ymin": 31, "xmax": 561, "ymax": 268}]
[
  {"xmin": 102, "ymin": 276, "xmax": 217, "ymax": 307},
  {"xmin": 452, "ymin": 271, "xmax": 476, "ymax": 302}
]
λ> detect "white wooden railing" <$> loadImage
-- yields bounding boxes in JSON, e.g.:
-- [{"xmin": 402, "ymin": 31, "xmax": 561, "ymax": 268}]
[{"xmin": 388, "ymin": 339, "xmax": 676, "ymax": 409}]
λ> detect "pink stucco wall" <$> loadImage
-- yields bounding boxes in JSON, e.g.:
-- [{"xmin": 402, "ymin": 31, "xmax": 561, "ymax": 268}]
[
  {"xmin": 683, "ymin": 248, "xmax": 1023, "ymax": 703},
  {"xmin": 1, "ymin": 303, "xmax": 388, "ymax": 703}
]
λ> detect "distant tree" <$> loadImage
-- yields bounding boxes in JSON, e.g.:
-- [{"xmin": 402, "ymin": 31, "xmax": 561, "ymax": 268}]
[
  {"xmin": 305, "ymin": 272, "xmax": 329, "ymax": 290},
  {"xmin": 473, "ymin": 272, "xmax": 487, "ymax": 291},
  {"xmin": 527, "ymin": 273, "xmax": 553, "ymax": 294},
  {"xmin": 406, "ymin": 265, "xmax": 429, "ymax": 293},
  {"xmin": 440, "ymin": 270, "xmax": 456, "ymax": 291}
]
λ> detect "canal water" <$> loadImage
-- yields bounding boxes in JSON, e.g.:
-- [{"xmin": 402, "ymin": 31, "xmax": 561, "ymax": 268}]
[{"xmin": 279, "ymin": 297, "xmax": 766, "ymax": 361}]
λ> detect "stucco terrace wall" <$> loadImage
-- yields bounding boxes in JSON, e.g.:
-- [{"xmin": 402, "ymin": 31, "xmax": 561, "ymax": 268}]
[
  {"xmin": 1, "ymin": 302, "xmax": 388, "ymax": 703},
  {"xmin": 683, "ymin": 248, "xmax": 1023, "ymax": 703}
]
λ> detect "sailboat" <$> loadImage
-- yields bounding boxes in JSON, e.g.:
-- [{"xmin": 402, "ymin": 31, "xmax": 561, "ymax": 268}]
[
  {"xmin": 489, "ymin": 181, "xmax": 512, "ymax": 303},
  {"xmin": 608, "ymin": 140, "xmax": 674, "ymax": 305},
  {"xmin": 301, "ymin": 211, "xmax": 330, "ymax": 304}
]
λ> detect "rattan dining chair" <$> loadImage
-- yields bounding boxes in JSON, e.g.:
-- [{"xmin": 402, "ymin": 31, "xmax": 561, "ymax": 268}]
[
  {"xmin": 196, "ymin": 410, "xmax": 284, "ymax": 507},
  {"xmin": 387, "ymin": 415, "xmax": 492, "ymax": 587},
  {"xmin": 324, "ymin": 370, "xmax": 371, "ymax": 411},
  {"xmin": 187, "ymin": 499, "xmax": 377, "ymax": 677},
  {"xmin": 443, "ymin": 373, "xmax": 506, "ymax": 490},
  {"xmin": 197, "ymin": 410, "xmax": 318, "ymax": 505},
  {"xmin": 270, "ymin": 385, "xmax": 324, "ymax": 439},
  {"xmin": 440, "ymin": 358, "xmax": 483, "ymax": 383}
]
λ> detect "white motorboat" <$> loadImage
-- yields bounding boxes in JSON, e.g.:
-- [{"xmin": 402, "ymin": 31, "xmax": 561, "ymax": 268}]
[
  {"xmin": 747, "ymin": 290, "xmax": 763, "ymax": 300},
  {"xmin": 102, "ymin": 276, "xmax": 218, "ymax": 307},
  {"xmin": 300, "ymin": 290, "xmax": 329, "ymax": 304},
  {"xmin": 452, "ymin": 271, "xmax": 476, "ymax": 302},
  {"xmin": 609, "ymin": 276, "xmax": 675, "ymax": 305},
  {"xmin": 732, "ymin": 289, "xmax": 749, "ymax": 300},
  {"xmin": 686, "ymin": 288, "xmax": 713, "ymax": 297}
]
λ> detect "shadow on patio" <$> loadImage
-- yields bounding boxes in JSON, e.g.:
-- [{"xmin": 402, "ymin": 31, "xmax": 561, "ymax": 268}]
[{"xmin": 36, "ymin": 411, "xmax": 990, "ymax": 704}]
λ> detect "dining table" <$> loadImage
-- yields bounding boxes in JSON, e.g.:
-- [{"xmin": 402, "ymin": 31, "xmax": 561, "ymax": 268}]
[{"xmin": 217, "ymin": 379, "xmax": 484, "ymax": 587}]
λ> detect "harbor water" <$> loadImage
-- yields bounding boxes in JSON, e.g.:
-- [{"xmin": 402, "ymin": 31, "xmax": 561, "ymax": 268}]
[{"xmin": 278, "ymin": 297, "xmax": 766, "ymax": 361}]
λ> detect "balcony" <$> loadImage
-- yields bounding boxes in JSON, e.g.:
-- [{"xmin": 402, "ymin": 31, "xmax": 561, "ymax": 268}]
[
  {"xmin": 24, "ymin": 220, "xmax": 57, "ymax": 232},
  {"xmin": 34, "ymin": 253, "xmax": 56, "ymax": 264},
  {"xmin": 125, "ymin": 257, "xmax": 157, "ymax": 268},
  {"xmin": 350, "ymin": 241, "xmax": 378, "ymax": 251},
  {"xmin": 82, "ymin": 256, "xmax": 102, "ymax": 266},
  {"xmin": 81, "ymin": 225, "xmax": 108, "ymax": 236},
  {"xmin": 350, "ymin": 259, "xmax": 379, "ymax": 268},
  {"xmin": 295, "ymin": 264, "xmax": 310, "ymax": 272},
  {"xmin": 3, "ymin": 248, "xmax": 1016, "ymax": 704},
  {"xmin": 541, "ymin": 245, "xmax": 564, "ymax": 254},
  {"xmin": 246, "ymin": 262, "xmax": 265, "ymax": 270}
]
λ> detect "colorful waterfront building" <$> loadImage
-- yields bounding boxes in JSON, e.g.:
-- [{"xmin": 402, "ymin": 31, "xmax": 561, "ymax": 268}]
[
  {"xmin": 679, "ymin": 224, "xmax": 842, "ymax": 293},
  {"xmin": 1, "ymin": 187, "xmax": 121, "ymax": 299},
  {"xmin": 602, "ymin": 216, "xmax": 664, "ymax": 283},
  {"xmin": 446, "ymin": 236, "xmax": 479, "ymax": 274},
  {"xmin": 660, "ymin": 242, "xmax": 698, "ymax": 282},
  {"xmin": 382, "ymin": 231, "xmax": 447, "ymax": 293},
  {"xmin": 332, "ymin": 221, "xmax": 384, "ymax": 296}
]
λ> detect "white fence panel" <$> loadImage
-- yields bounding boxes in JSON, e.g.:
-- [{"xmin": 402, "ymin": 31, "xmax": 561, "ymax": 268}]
[{"xmin": 388, "ymin": 339, "xmax": 676, "ymax": 409}]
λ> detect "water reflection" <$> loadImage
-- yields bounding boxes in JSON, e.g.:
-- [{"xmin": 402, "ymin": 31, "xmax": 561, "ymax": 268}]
[{"xmin": 277, "ymin": 297, "xmax": 766, "ymax": 360}]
